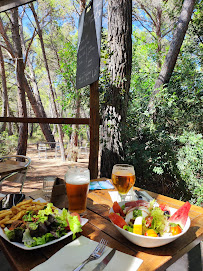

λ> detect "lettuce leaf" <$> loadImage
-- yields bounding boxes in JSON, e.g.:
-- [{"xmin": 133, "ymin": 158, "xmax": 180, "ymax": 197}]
[
  {"xmin": 22, "ymin": 228, "xmax": 35, "ymax": 247},
  {"xmin": 37, "ymin": 203, "xmax": 59, "ymax": 217},
  {"xmin": 67, "ymin": 212, "xmax": 82, "ymax": 239},
  {"xmin": 31, "ymin": 233, "xmax": 54, "ymax": 247},
  {"xmin": 123, "ymin": 225, "xmax": 133, "ymax": 232},
  {"xmin": 55, "ymin": 208, "xmax": 68, "ymax": 227},
  {"xmin": 150, "ymin": 207, "xmax": 168, "ymax": 235},
  {"xmin": 5, "ymin": 228, "xmax": 15, "ymax": 241},
  {"xmin": 23, "ymin": 211, "xmax": 35, "ymax": 222}
]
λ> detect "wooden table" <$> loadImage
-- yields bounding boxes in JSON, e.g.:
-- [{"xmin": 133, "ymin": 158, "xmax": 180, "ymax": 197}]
[
  {"xmin": 0, "ymin": 178, "xmax": 202, "ymax": 271},
  {"xmin": 0, "ymin": 163, "xmax": 25, "ymax": 176}
]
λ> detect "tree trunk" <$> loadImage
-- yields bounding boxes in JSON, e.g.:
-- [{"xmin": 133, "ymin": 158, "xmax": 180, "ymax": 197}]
[
  {"xmin": 22, "ymin": 79, "xmax": 56, "ymax": 144},
  {"xmin": 148, "ymin": 0, "xmax": 196, "ymax": 113},
  {"xmin": 100, "ymin": 0, "xmax": 132, "ymax": 178},
  {"xmin": 19, "ymin": 15, "xmax": 55, "ymax": 146},
  {"xmin": 10, "ymin": 8, "xmax": 28, "ymax": 156},
  {"xmin": 30, "ymin": 3, "xmax": 65, "ymax": 161},
  {"xmin": 72, "ymin": 94, "xmax": 80, "ymax": 162},
  {"xmin": 8, "ymin": 105, "xmax": 18, "ymax": 135},
  {"xmin": 156, "ymin": 6, "xmax": 162, "ymax": 70},
  {"xmin": 0, "ymin": 46, "xmax": 8, "ymax": 133},
  {"xmin": 0, "ymin": 15, "xmax": 55, "ymax": 146}
]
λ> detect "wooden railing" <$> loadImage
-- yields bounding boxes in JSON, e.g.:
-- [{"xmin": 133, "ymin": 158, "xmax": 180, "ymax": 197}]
[
  {"xmin": 0, "ymin": 115, "xmax": 100, "ymax": 179},
  {"xmin": 0, "ymin": 117, "xmax": 90, "ymax": 124}
]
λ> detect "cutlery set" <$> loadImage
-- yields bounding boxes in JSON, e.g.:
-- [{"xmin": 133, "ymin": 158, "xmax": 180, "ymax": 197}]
[{"xmin": 73, "ymin": 238, "xmax": 116, "ymax": 271}]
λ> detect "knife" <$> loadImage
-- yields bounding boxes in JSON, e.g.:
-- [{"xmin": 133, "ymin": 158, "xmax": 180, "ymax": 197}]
[
  {"xmin": 92, "ymin": 248, "xmax": 116, "ymax": 271},
  {"xmin": 134, "ymin": 190, "xmax": 153, "ymax": 202},
  {"xmin": 134, "ymin": 190, "xmax": 143, "ymax": 200}
]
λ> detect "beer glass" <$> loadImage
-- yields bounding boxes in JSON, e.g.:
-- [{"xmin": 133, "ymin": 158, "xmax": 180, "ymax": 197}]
[
  {"xmin": 65, "ymin": 166, "xmax": 90, "ymax": 214},
  {"xmin": 111, "ymin": 164, "xmax": 135, "ymax": 202}
]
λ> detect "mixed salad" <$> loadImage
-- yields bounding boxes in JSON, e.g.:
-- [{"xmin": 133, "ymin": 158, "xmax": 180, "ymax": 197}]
[
  {"xmin": 109, "ymin": 200, "xmax": 190, "ymax": 237},
  {"xmin": 4, "ymin": 203, "xmax": 82, "ymax": 247}
]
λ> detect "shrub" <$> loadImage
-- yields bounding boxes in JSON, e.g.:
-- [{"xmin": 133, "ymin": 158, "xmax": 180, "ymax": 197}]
[
  {"xmin": 177, "ymin": 131, "xmax": 203, "ymax": 206},
  {"xmin": 0, "ymin": 131, "xmax": 18, "ymax": 156}
]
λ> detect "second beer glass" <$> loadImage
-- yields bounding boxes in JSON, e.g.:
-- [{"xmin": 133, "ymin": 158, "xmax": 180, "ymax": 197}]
[
  {"xmin": 65, "ymin": 166, "xmax": 90, "ymax": 214},
  {"xmin": 112, "ymin": 164, "xmax": 135, "ymax": 202}
]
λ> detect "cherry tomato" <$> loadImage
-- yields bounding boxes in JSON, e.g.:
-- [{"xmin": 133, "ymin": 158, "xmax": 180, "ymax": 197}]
[
  {"xmin": 145, "ymin": 216, "xmax": 153, "ymax": 228},
  {"xmin": 170, "ymin": 225, "xmax": 182, "ymax": 235},
  {"xmin": 144, "ymin": 229, "xmax": 158, "ymax": 237},
  {"xmin": 109, "ymin": 213, "xmax": 127, "ymax": 229},
  {"xmin": 113, "ymin": 201, "xmax": 125, "ymax": 217},
  {"xmin": 159, "ymin": 204, "xmax": 167, "ymax": 211},
  {"xmin": 159, "ymin": 204, "xmax": 170, "ymax": 216}
]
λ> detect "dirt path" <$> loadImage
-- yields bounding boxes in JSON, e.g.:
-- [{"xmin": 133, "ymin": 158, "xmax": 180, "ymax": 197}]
[{"xmin": 1, "ymin": 145, "xmax": 89, "ymax": 194}]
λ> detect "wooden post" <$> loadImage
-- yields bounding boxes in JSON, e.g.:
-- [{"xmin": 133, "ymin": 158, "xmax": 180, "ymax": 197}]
[{"xmin": 89, "ymin": 80, "xmax": 99, "ymax": 179}]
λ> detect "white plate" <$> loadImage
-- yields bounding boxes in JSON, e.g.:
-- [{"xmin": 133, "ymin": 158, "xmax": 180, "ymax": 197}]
[{"xmin": 0, "ymin": 198, "xmax": 88, "ymax": 250}]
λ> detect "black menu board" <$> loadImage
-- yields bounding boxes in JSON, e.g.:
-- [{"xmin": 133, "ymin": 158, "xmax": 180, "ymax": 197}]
[{"xmin": 76, "ymin": 0, "xmax": 103, "ymax": 89}]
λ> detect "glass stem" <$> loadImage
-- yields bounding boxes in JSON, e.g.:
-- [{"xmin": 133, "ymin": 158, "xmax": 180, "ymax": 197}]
[{"xmin": 119, "ymin": 194, "xmax": 126, "ymax": 202}]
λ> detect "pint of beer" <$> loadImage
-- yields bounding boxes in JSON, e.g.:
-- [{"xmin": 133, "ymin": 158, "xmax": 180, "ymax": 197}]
[
  {"xmin": 112, "ymin": 164, "xmax": 135, "ymax": 196},
  {"xmin": 65, "ymin": 167, "xmax": 90, "ymax": 213}
]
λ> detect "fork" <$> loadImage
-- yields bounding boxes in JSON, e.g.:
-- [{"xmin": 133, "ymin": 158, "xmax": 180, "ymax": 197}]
[{"xmin": 73, "ymin": 238, "xmax": 108, "ymax": 271}]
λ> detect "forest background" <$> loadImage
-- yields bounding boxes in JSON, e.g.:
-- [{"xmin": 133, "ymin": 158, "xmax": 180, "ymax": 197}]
[{"xmin": 0, "ymin": 0, "xmax": 202, "ymax": 206}]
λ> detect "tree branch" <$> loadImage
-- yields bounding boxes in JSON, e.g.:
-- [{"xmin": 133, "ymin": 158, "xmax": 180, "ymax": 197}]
[
  {"xmin": 24, "ymin": 29, "xmax": 36, "ymax": 67},
  {"xmin": 0, "ymin": 17, "xmax": 15, "ymax": 58}
]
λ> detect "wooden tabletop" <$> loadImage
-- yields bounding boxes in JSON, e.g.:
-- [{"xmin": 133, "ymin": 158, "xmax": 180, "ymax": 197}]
[
  {"xmin": 0, "ymin": 163, "xmax": 25, "ymax": 175},
  {"xmin": 0, "ymin": 178, "xmax": 202, "ymax": 271}
]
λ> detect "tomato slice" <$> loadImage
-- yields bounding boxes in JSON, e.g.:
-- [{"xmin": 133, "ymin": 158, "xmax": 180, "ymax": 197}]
[
  {"xmin": 170, "ymin": 225, "xmax": 182, "ymax": 235},
  {"xmin": 144, "ymin": 229, "xmax": 158, "ymax": 237},
  {"xmin": 109, "ymin": 213, "xmax": 127, "ymax": 229},
  {"xmin": 112, "ymin": 201, "xmax": 125, "ymax": 217},
  {"xmin": 145, "ymin": 216, "xmax": 153, "ymax": 228},
  {"xmin": 70, "ymin": 212, "xmax": 81, "ymax": 223}
]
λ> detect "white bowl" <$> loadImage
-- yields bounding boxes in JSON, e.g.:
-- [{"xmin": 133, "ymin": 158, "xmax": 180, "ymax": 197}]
[{"xmin": 109, "ymin": 201, "xmax": 191, "ymax": 248}]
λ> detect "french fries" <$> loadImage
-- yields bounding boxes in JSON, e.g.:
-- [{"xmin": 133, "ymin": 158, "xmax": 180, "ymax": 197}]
[{"xmin": 0, "ymin": 199, "xmax": 47, "ymax": 228}]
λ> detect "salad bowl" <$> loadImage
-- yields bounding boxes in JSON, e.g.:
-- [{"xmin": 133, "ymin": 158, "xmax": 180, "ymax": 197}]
[{"xmin": 109, "ymin": 201, "xmax": 191, "ymax": 248}]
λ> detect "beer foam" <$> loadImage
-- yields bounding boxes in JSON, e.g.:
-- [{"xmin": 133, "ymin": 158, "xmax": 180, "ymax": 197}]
[{"xmin": 65, "ymin": 172, "xmax": 90, "ymax": 185}]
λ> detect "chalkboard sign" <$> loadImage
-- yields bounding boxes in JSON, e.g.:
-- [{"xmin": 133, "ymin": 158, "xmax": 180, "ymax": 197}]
[{"xmin": 76, "ymin": 0, "xmax": 103, "ymax": 90}]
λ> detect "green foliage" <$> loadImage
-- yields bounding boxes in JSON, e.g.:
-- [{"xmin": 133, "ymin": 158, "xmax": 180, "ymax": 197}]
[
  {"xmin": 0, "ymin": 131, "xmax": 18, "ymax": 156},
  {"xmin": 177, "ymin": 131, "xmax": 203, "ymax": 206},
  {"xmin": 123, "ymin": 28, "xmax": 202, "ymax": 205}
]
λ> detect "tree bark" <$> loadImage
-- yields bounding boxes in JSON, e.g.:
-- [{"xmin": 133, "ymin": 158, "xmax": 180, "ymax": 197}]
[
  {"xmin": 156, "ymin": 6, "xmax": 162, "ymax": 70},
  {"xmin": 100, "ymin": 0, "xmax": 132, "ymax": 178},
  {"xmin": 30, "ymin": 3, "xmax": 65, "ymax": 161},
  {"xmin": 0, "ymin": 46, "xmax": 8, "ymax": 132},
  {"xmin": 8, "ymin": 105, "xmax": 18, "ymax": 135},
  {"xmin": 10, "ymin": 8, "xmax": 28, "ymax": 156},
  {"xmin": 0, "ymin": 15, "xmax": 55, "ymax": 146},
  {"xmin": 148, "ymin": 0, "xmax": 196, "ymax": 113},
  {"xmin": 18, "ymin": 14, "xmax": 55, "ymax": 146}
]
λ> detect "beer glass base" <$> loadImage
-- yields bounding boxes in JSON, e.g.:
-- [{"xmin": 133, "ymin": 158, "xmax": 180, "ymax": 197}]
[
  {"xmin": 119, "ymin": 193, "xmax": 127, "ymax": 202},
  {"xmin": 68, "ymin": 208, "xmax": 87, "ymax": 214}
]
